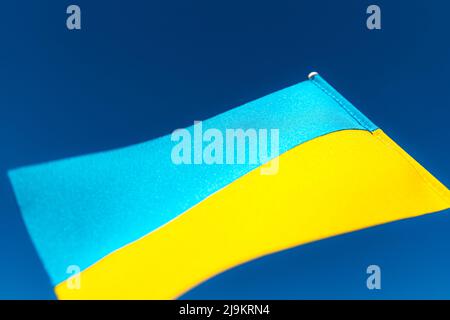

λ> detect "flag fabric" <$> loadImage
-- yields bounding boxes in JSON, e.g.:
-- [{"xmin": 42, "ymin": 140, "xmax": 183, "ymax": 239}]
[{"xmin": 8, "ymin": 74, "xmax": 449, "ymax": 299}]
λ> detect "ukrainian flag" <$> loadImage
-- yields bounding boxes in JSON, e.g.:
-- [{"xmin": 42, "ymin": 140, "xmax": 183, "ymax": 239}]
[{"xmin": 8, "ymin": 73, "xmax": 449, "ymax": 299}]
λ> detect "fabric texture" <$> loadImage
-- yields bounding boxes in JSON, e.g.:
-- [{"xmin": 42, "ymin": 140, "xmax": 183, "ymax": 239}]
[
  {"xmin": 55, "ymin": 129, "xmax": 449, "ymax": 299},
  {"xmin": 8, "ymin": 75, "xmax": 375, "ymax": 285},
  {"xmin": 8, "ymin": 74, "xmax": 449, "ymax": 299}
]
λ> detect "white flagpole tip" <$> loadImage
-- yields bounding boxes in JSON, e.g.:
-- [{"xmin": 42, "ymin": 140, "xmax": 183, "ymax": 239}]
[{"xmin": 308, "ymin": 71, "xmax": 319, "ymax": 79}]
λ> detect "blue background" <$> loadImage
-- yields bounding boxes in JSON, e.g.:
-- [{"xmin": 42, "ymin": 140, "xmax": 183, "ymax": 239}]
[{"xmin": 0, "ymin": 0, "xmax": 448, "ymax": 299}]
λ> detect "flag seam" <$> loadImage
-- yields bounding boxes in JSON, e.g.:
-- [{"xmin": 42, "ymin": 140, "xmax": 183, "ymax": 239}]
[
  {"xmin": 372, "ymin": 130, "xmax": 450, "ymax": 205},
  {"xmin": 310, "ymin": 76, "xmax": 375, "ymax": 132}
]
